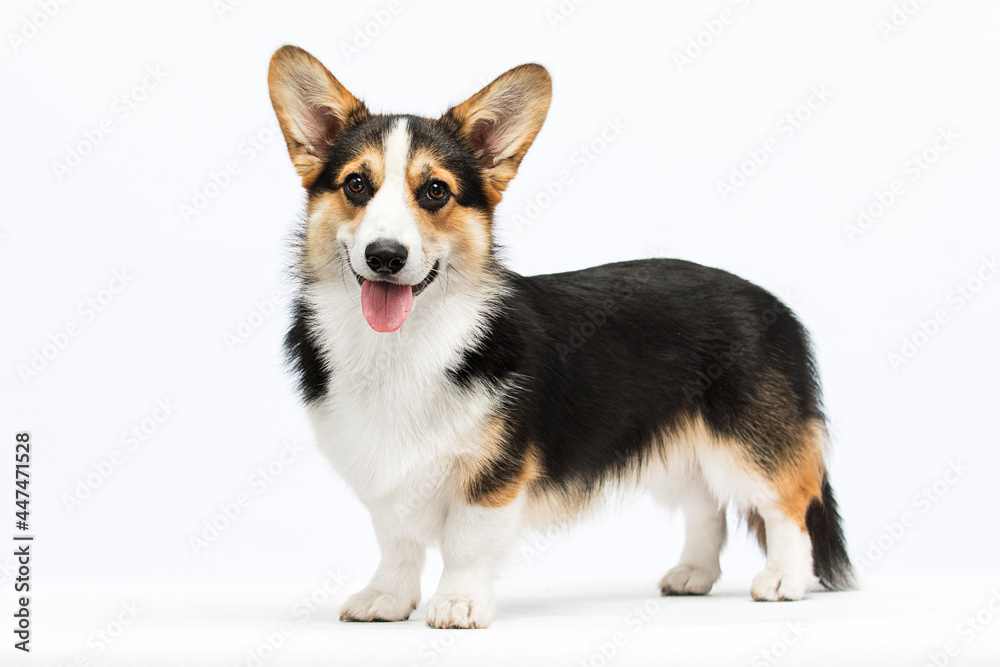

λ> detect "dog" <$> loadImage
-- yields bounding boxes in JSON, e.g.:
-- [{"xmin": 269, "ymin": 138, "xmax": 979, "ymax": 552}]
[{"xmin": 267, "ymin": 45, "xmax": 853, "ymax": 629}]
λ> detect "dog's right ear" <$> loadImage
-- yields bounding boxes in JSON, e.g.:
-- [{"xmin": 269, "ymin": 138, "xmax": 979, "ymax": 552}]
[{"xmin": 268, "ymin": 45, "xmax": 366, "ymax": 189}]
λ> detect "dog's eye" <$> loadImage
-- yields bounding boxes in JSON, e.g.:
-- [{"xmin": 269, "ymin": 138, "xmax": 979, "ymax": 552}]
[
  {"xmin": 346, "ymin": 174, "xmax": 365, "ymax": 194},
  {"xmin": 343, "ymin": 173, "xmax": 372, "ymax": 206},
  {"xmin": 427, "ymin": 181, "xmax": 448, "ymax": 200},
  {"xmin": 419, "ymin": 180, "xmax": 450, "ymax": 211}
]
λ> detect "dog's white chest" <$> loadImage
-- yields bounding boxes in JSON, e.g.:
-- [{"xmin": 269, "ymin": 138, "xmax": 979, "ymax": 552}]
[
  {"xmin": 308, "ymin": 375, "xmax": 461, "ymax": 500},
  {"xmin": 305, "ymin": 288, "xmax": 497, "ymax": 503}
]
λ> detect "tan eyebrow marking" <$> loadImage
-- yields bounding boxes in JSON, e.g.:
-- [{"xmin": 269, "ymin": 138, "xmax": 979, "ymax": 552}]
[
  {"xmin": 407, "ymin": 148, "xmax": 460, "ymax": 196},
  {"xmin": 336, "ymin": 145, "xmax": 388, "ymax": 188}
]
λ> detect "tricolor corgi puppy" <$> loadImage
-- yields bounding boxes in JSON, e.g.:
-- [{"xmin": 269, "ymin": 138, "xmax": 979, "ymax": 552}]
[{"xmin": 268, "ymin": 45, "xmax": 853, "ymax": 629}]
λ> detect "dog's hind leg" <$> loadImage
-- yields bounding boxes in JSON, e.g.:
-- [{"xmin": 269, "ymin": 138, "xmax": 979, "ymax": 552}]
[
  {"xmin": 742, "ymin": 423, "xmax": 826, "ymax": 602},
  {"xmin": 692, "ymin": 417, "xmax": 829, "ymax": 601},
  {"xmin": 654, "ymin": 469, "xmax": 727, "ymax": 596}
]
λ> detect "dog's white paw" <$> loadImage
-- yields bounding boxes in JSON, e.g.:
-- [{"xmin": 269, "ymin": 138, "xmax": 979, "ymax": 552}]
[
  {"xmin": 339, "ymin": 588, "xmax": 418, "ymax": 622},
  {"xmin": 426, "ymin": 594, "xmax": 493, "ymax": 629},
  {"xmin": 750, "ymin": 568, "xmax": 814, "ymax": 601},
  {"xmin": 659, "ymin": 564, "xmax": 721, "ymax": 596}
]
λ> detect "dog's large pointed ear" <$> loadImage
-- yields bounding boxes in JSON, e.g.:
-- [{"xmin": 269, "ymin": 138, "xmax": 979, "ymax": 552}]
[
  {"xmin": 268, "ymin": 45, "xmax": 367, "ymax": 188},
  {"xmin": 443, "ymin": 64, "xmax": 552, "ymax": 205}
]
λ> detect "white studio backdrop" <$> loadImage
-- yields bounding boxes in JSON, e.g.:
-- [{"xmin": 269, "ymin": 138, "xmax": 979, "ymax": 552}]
[{"xmin": 1, "ymin": 0, "xmax": 999, "ymax": 596}]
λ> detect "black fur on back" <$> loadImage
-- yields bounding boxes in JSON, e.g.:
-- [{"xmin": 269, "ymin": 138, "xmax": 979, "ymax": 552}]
[
  {"xmin": 449, "ymin": 258, "xmax": 851, "ymax": 583},
  {"xmin": 452, "ymin": 259, "xmax": 823, "ymax": 487}
]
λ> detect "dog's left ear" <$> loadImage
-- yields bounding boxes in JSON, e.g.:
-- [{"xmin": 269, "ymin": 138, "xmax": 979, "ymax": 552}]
[{"xmin": 443, "ymin": 64, "xmax": 552, "ymax": 205}]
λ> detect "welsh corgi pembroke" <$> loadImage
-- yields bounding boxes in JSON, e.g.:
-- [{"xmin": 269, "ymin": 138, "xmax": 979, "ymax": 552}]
[{"xmin": 268, "ymin": 45, "xmax": 853, "ymax": 629}]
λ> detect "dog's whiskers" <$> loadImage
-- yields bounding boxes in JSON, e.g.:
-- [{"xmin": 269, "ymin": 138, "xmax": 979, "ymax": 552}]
[
  {"xmin": 339, "ymin": 250, "xmax": 360, "ymax": 307},
  {"xmin": 444, "ymin": 264, "xmax": 452, "ymax": 305}
]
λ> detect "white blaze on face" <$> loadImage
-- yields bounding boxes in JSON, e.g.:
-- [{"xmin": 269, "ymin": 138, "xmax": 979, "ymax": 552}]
[{"xmin": 349, "ymin": 118, "xmax": 428, "ymax": 285}]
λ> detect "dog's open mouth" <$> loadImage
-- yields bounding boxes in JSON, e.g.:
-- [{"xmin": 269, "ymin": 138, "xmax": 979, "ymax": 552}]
[
  {"xmin": 353, "ymin": 261, "xmax": 439, "ymax": 333},
  {"xmin": 352, "ymin": 261, "xmax": 439, "ymax": 296}
]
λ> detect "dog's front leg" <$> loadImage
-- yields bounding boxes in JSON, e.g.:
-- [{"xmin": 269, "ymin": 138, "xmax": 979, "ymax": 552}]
[
  {"xmin": 426, "ymin": 496, "xmax": 524, "ymax": 629},
  {"xmin": 340, "ymin": 508, "xmax": 426, "ymax": 622}
]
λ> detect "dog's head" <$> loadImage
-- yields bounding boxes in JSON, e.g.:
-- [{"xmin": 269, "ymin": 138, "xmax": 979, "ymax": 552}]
[{"xmin": 268, "ymin": 46, "xmax": 551, "ymax": 332}]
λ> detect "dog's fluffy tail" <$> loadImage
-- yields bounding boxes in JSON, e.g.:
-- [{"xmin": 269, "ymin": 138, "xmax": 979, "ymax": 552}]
[{"xmin": 806, "ymin": 473, "xmax": 855, "ymax": 590}]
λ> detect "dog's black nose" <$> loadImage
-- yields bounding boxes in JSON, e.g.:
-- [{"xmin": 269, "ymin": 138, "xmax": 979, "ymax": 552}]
[{"xmin": 365, "ymin": 241, "xmax": 408, "ymax": 275}]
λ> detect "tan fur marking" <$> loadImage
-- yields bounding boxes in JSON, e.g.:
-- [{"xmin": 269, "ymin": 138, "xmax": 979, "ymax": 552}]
[
  {"xmin": 745, "ymin": 509, "xmax": 767, "ymax": 550},
  {"xmin": 417, "ymin": 205, "xmax": 491, "ymax": 279},
  {"xmin": 303, "ymin": 141, "xmax": 389, "ymax": 278},
  {"xmin": 463, "ymin": 418, "xmax": 541, "ymax": 509},
  {"xmin": 406, "ymin": 148, "xmax": 462, "ymax": 200},
  {"xmin": 335, "ymin": 146, "xmax": 388, "ymax": 191},
  {"xmin": 398, "ymin": 148, "xmax": 494, "ymax": 283},
  {"xmin": 477, "ymin": 449, "xmax": 541, "ymax": 509},
  {"xmin": 521, "ymin": 415, "xmax": 829, "ymax": 538},
  {"xmin": 304, "ymin": 191, "xmax": 362, "ymax": 276},
  {"xmin": 770, "ymin": 422, "xmax": 826, "ymax": 531}
]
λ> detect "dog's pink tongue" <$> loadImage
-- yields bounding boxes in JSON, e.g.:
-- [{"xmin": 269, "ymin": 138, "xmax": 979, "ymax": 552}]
[{"xmin": 360, "ymin": 280, "xmax": 414, "ymax": 332}]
